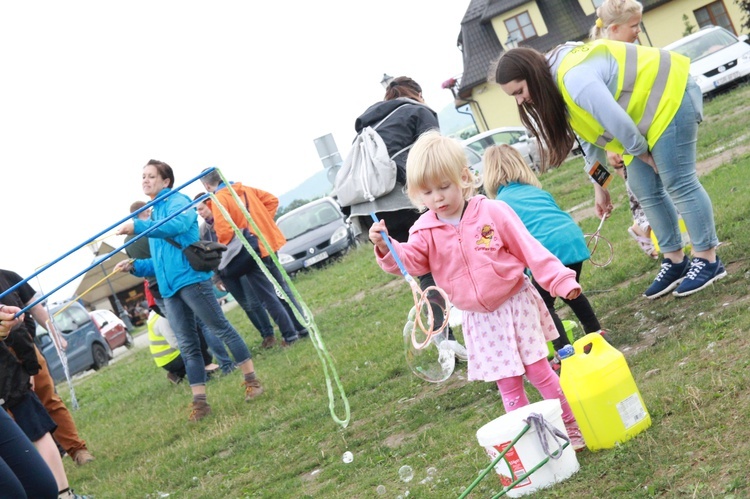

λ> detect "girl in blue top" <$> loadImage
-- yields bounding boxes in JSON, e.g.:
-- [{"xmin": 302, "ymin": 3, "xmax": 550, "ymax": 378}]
[
  {"xmin": 115, "ymin": 160, "xmax": 263, "ymax": 422},
  {"xmin": 483, "ymin": 145, "xmax": 603, "ymax": 351}
]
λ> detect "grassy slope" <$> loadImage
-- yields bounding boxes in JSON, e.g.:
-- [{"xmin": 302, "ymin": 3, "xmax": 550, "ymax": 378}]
[{"xmin": 60, "ymin": 85, "xmax": 750, "ymax": 498}]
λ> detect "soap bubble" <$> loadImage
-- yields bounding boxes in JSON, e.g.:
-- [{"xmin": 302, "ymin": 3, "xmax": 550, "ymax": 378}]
[
  {"xmin": 426, "ymin": 467, "xmax": 437, "ymax": 476},
  {"xmin": 403, "ymin": 306, "xmax": 455, "ymax": 383},
  {"xmin": 399, "ymin": 465, "xmax": 414, "ymax": 483},
  {"xmin": 342, "ymin": 451, "xmax": 353, "ymax": 463},
  {"xmin": 376, "ymin": 485, "xmax": 386, "ymax": 495}
]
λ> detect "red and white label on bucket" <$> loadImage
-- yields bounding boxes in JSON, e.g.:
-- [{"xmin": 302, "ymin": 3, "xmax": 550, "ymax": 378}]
[
  {"xmin": 486, "ymin": 442, "xmax": 532, "ymax": 488},
  {"xmin": 616, "ymin": 393, "xmax": 648, "ymax": 429}
]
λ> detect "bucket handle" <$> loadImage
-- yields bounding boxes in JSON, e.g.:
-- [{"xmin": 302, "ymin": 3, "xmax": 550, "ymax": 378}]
[{"xmin": 459, "ymin": 413, "xmax": 571, "ymax": 498}]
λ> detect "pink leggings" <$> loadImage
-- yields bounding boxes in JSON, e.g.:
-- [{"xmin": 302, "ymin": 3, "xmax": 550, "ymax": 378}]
[{"xmin": 496, "ymin": 358, "xmax": 576, "ymax": 424}]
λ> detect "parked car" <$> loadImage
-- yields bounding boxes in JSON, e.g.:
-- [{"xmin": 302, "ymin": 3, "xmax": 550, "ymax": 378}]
[
  {"xmin": 276, "ymin": 197, "xmax": 358, "ymax": 274},
  {"xmin": 90, "ymin": 309, "xmax": 133, "ymax": 351},
  {"xmin": 663, "ymin": 25, "xmax": 750, "ymax": 97},
  {"xmin": 34, "ymin": 301, "xmax": 113, "ymax": 383},
  {"xmin": 461, "ymin": 127, "xmax": 539, "ymax": 174}
]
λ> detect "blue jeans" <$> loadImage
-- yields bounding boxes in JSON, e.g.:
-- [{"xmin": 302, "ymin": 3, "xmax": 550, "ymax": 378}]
[
  {"xmin": 0, "ymin": 408, "xmax": 58, "ymax": 498},
  {"xmin": 165, "ymin": 280, "xmax": 252, "ymax": 387},
  {"xmin": 626, "ymin": 78, "xmax": 718, "ymax": 253},
  {"xmin": 197, "ymin": 318, "xmax": 235, "ymax": 374},
  {"xmin": 263, "ymin": 256, "xmax": 309, "ymax": 335},
  {"xmin": 221, "ymin": 261, "xmax": 298, "ymax": 342},
  {"xmin": 220, "ymin": 274, "xmax": 274, "ymax": 339}
]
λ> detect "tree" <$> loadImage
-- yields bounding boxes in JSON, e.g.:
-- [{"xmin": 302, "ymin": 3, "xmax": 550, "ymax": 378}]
[
  {"xmin": 682, "ymin": 14, "xmax": 696, "ymax": 36},
  {"xmin": 737, "ymin": 0, "xmax": 750, "ymax": 31}
]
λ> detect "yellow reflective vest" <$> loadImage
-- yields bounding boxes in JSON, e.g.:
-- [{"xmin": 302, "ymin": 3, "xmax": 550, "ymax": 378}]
[
  {"xmin": 557, "ymin": 39, "xmax": 690, "ymax": 155},
  {"xmin": 147, "ymin": 313, "xmax": 181, "ymax": 368}
]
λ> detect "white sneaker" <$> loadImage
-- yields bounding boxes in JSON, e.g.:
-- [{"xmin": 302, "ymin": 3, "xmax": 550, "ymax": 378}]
[{"xmin": 443, "ymin": 340, "xmax": 468, "ymax": 362}]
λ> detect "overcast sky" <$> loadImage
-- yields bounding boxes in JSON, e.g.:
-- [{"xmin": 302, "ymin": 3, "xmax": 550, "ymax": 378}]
[{"xmin": 1, "ymin": 1, "xmax": 471, "ymax": 303}]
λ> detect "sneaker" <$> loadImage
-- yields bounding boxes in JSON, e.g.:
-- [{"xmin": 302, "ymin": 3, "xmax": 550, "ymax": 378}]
[
  {"xmin": 672, "ymin": 257, "xmax": 727, "ymax": 297},
  {"xmin": 261, "ymin": 336, "xmax": 277, "ymax": 349},
  {"xmin": 244, "ymin": 379, "xmax": 264, "ymax": 402},
  {"xmin": 643, "ymin": 256, "xmax": 689, "ymax": 299},
  {"xmin": 188, "ymin": 400, "xmax": 212, "ymax": 422},
  {"xmin": 443, "ymin": 339, "xmax": 468, "ymax": 362},
  {"xmin": 72, "ymin": 449, "xmax": 95, "ymax": 466},
  {"xmin": 166, "ymin": 372, "xmax": 183, "ymax": 385},
  {"xmin": 564, "ymin": 422, "xmax": 586, "ymax": 452}
]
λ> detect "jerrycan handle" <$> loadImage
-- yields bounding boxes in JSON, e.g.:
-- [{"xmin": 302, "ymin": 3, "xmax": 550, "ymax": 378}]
[{"xmin": 573, "ymin": 332, "xmax": 607, "ymax": 356}]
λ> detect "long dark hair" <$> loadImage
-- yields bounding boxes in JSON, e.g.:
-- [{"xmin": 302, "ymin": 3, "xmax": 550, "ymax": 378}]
[
  {"xmin": 384, "ymin": 76, "xmax": 423, "ymax": 102},
  {"xmin": 494, "ymin": 47, "xmax": 576, "ymax": 168}
]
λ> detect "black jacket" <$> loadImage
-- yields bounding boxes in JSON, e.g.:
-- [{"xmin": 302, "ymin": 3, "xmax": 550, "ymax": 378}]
[{"xmin": 354, "ymin": 98, "xmax": 439, "ymax": 185}]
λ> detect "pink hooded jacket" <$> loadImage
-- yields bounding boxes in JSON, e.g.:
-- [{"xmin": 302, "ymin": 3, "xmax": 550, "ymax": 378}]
[{"xmin": 375, "ymin": 196, "xmax": 581, "ymax": 313}]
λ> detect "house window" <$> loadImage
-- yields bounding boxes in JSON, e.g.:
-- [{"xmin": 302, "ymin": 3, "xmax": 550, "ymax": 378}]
[
  {"xmin": 694, "ymin": 1, "xmax": 735, "ymax": 34},
  {"xmin": 504, "ymin": 11, "xmax": 537, "ymax": 43}
]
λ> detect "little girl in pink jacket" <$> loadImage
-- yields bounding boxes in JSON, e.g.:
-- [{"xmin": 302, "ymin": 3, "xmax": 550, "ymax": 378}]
[{"xmin": 369, "ymin": 131, "xmax": 586, "ymax": 450}]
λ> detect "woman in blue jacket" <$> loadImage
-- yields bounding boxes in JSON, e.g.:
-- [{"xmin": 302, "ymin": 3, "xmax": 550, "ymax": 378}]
[{"xmin": 116, "ymin": 160, "xmax": 263, "ymax": 422}]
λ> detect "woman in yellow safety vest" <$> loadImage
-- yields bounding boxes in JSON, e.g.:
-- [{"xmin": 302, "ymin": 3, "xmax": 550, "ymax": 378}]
[{"xmin": 494, "ymin": 40, "xmax": 725, "ymax": 299}]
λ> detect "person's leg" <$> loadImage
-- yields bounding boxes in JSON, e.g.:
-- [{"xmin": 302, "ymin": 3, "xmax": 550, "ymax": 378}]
[
  {"xmin": 560, "ymin": 263, "xmax": 601, "ymax": 334},
  {"xmin": 531, "ymin": 277, "xmax": 568, "ymax": 350},
  {"xmin": 181, "ymin": 280, "xmax": 263, "ymax": 401},
  {"xmin": 164, "ymin": 294, "xmax": 206, "ymax": 388},
  {"xmin": 196, "ymin": 317, "xmax": 235, "ymax": 374},
  {"xmin": 264, "ymin": 257, "xmax": 309, "ymax": 335},
  {"xmin": 32, "ymin": 347, "xmax": 92, "ymax": 464},
  {"xmin": 496, "ymin": 375, "xmax": 530, "ymax": 412},
  {"xmin": 33, "ymin": 432, "xmax": 69, "ymax": 493},
  {"xmin": 221, "ymin": 274, "xmax": 276, "ymax": 340},
  {"xmin": 650, "ymin": 80, "xmax": 718, "ymax": 258},
  {"xmin": 524, "ymin": 358, "xmax": 576, "ymax": 423},
  {"xmin": 0, "ymin": 408, "xmax": 58, "ymax": 498},
  {"xmin": 181, "ymin": 280, "xmax": 253, "ymax": 366},
  {"xmin": 237, "ymin": 268, "xmax": 299, "ymax": 343},
  {"xmin": 524, "ymin": 358, "xmax": 585, "ymax": 450}
]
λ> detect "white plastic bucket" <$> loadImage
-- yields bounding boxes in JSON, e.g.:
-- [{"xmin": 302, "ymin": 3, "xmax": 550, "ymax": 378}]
[{"xmin": 475, "ymin": 399, "xmax": 579, "ymax": 497}]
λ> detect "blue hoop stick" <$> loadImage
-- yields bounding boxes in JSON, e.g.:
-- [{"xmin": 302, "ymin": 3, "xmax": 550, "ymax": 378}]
[
  {"xmin": 369, "ymin": 213, "xmax": 415, "ymax": 286},
  {"xmin": 1, "ymin": 172, "xmax": 219, "ymax": 317}
]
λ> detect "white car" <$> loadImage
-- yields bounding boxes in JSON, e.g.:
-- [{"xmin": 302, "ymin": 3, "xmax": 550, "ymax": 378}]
[
  {"xmin": 663, "ymin": 25, "xmax": 750, "ymax": 97},
  {"xmin": 461, "ymin": 127, "xmax": 539, "ymax": 175}
]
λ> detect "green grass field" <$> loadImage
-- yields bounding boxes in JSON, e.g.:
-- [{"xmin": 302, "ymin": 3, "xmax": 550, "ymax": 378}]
[{"xmin": 59, "ymin": 84, "xmax": 750, "ymax": 498}]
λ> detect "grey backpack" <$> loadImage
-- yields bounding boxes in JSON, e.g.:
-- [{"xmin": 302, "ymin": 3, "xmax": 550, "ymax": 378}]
[{"xmin": 332, "ymin": 105, "xmax": 413, "ymax": 207}]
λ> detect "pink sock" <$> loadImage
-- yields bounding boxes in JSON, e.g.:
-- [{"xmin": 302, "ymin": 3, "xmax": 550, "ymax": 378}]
[
  {"xmin": 524, "ymin": 358, "xmax": 577, "ymax": 425},
  {"xmin": 496, "ymin": 375, "xmax": 529, "ymax": 412}
]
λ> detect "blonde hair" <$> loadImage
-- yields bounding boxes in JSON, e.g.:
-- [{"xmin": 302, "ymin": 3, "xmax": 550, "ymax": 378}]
[
  {"xmin": 482, "ymin": 145, "xmax": 541, "ymax": 199},
  {"xmin": 590, "ymin": 0, "xmax": 643, "ymax": 40},
  {"xmin": 405, "ymin": 131, "xmax": 478, "ymax": 210}
]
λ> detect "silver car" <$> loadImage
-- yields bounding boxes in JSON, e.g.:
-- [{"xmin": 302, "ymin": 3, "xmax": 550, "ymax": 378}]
[
  {"xmin": 276, "ymin": 197, "xmax": 357, "ymax": 275},
  {"xmin": 462, "ymin": 126, "xmax": 540, "ymax": 174},
  {"xmin": 664, "ymin": 25, "xmax": 750, "ymax": 97}
]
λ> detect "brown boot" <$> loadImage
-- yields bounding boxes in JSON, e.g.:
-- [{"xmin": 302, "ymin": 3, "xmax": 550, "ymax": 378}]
[
  {"xmin": 72, "ymin": 449, "xmax": 95, "ymax": 466},
  {"xmin": 188, "ymin": 400, "xmax": 212, "ymax": 422},
  {"xmin": 244, "ymin": 379, "xmax": 264, "ymax": 402},
  {"xmin": 261, "ymin": 336, "xmax": 276, "ymax": 349}
]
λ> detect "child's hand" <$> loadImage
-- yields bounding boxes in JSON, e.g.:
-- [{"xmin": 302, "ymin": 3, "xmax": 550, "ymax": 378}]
[
  {"xmin": 368, "ymin": 220, "xmax": 390, "ymax": 254},
  {"xmin": 564, "ymin": 288, "xmax": 581, "ymax": 300}
]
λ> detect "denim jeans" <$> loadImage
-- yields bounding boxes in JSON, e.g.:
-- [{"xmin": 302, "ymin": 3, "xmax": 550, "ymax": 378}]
[
  {"xmin": 0, "ymin": 408, "xmax": 58, "ymax": 498},
  {"xmin": 626, "ymin": 78, "xmax": 718, "ymax": 253},
  {"xmin": 197, "ymin": 317, "xmax": 235, "ymax": 374},
  {"xmin": 263, "ymin": 256, "xmax": 309, "ymax": 335},
  {"xmin": 219, "ymin": 274, "xmax": 274, "ymax": 339},
  {"xmin": 165, "ymin": 280, "xmax": 252, "ymax": 387},
  {"xmin": 221, "ymin": 262, "xmax": 298, "ymax": 342}
]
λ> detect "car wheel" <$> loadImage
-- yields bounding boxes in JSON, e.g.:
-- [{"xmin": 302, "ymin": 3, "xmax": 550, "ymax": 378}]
[
  {"xmin": 91, "ymin": 343, "xmax": 109, "ymax": 371},
  {"xmin": 124, "ymin": 331, "xmax": 135, "ymax": 349}
]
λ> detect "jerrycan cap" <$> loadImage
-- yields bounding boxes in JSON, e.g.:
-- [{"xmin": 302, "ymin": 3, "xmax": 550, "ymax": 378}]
[{"xmin": 558, "ymin": 345, "xmax": 575, "ymax": 360}]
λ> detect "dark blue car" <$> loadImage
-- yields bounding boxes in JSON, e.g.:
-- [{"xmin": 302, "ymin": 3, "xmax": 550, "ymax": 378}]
[{"xmin": 34, "ymin": 301, "xmax": 113, "ymax": 383}]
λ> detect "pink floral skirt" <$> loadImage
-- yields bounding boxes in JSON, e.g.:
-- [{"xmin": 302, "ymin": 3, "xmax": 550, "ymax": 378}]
[{"xmin": 462, "ymin": 277, "xmax": 559, "ymax": 382}]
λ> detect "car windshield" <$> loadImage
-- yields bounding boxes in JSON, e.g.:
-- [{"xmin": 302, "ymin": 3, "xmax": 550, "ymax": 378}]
[
  {"xmin": 278, "ymin": 202, "xmax": 341, "ymax": 240},
  {"xmin": 669, "ymin": 29, "xmax": 737, "ymax": 61}
]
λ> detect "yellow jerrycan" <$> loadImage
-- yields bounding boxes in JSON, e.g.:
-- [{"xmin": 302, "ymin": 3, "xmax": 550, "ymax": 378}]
[{"xmin": 558, "ymin": 333, "xmax": 651, "ymax": 451}]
